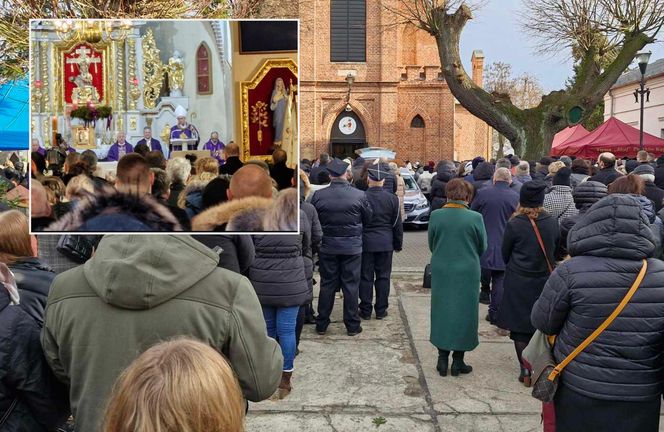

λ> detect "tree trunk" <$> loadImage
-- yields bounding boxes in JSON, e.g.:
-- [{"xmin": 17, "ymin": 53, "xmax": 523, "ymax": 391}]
[{"xmin": 427, "ymin": 4, "xmax": 655, "ymax": 161}]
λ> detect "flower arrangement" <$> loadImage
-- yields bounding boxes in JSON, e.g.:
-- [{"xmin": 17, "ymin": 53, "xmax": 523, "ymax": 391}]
[{"xmin": 69, "ymin": 104, "xmax": 113, "ymax": 128}]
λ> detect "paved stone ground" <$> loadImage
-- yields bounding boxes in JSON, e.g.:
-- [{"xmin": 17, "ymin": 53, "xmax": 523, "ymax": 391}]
[{"xmin": 246, "ymin": 231, "xmax": 664, "ymax": 431}]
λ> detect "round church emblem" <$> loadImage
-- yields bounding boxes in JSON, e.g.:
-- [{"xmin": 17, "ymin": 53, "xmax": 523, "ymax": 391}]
[{"xmin": 339, "ymin": 116, "xmax": 357, "ymax": 135}]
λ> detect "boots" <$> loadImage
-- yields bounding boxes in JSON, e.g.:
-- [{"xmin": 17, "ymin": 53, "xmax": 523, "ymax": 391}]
[
  {"xmin": 518, "ymin": 366, "xmax": 532, "ymax": 387},
  {"xmin": 278, "ymin": 371, "xmax": 292, "ymax": 399},
  {"xmin": 436, "ymin": 349, "xmax": 449, "ymax": 376},
  {"xmin": 450, "ymin": 351, "xmax": 473, "ymax": 376}
]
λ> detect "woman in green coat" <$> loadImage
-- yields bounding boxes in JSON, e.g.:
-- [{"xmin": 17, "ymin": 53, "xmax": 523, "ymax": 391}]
[{"xmin": 428, "ymin": 178, "xmax": 487, "ymax": 377}]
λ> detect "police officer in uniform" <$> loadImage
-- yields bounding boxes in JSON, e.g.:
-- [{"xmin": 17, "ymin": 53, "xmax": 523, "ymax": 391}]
[
  {"xmin": 311, "ymin": 158, "xmax": 373, "ymax": 336},
  {"xmin": 359, "ymin": 163, "xmax": 403, "ymax": 320}
]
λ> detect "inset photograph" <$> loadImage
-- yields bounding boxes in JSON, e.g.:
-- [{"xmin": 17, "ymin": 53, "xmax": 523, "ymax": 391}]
[{"xmin": 29, "ymin": 19, "xmax": 298, "ymax": 233}]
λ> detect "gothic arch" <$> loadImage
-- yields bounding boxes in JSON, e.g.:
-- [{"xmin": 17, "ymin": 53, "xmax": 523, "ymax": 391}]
[
  {"xmin": 403, "ymin": 108, "xmax": 432, "ymax": 130},
  {"xmin": 196, "ymin": 42, "xmax": 212, "ymax": 95},
  {"xmin": 410, "ymin": 114, "xmax": 425, "ymax": 128},
  {"xmin": 323, "ymin": 98, "xmax": 374, "ymax": 146},
  {"xmin": 401, "ymin": 25, "xmax": 417, "ymax": 66}
]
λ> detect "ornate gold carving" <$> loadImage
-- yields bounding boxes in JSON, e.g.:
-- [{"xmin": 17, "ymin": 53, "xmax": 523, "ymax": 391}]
[
  {"xmin": 241, "ymin": 59, "xmax": 298, "ymax": 162},
  {"xmin": 127, "ymin": 38, "xmax": 140, "ymax": 110},
  {"xmin": 40, "ymin": 42, "xmax": 50, "ymax": 112},
  {"xmin": 54, "ymin": 39, "xmax": 111, "ymax": 111},
  {"xmin": 42, "ymin": 118, "xmax": 50, "ymax": 147},
  {"xmin": 32, "ymin": 42, "xmax": 41, "ymax": 112},
  {"xmin": 251, "ymin": 101, "xmax": 268, "ymax": 143},
  {"xmin": 141, "ymin": 30, "xmax": 164, "ymax": 109},
  {"xmin": 160, "ymin": 122, "xmax": 171, "ymax": 145},
  {"xmin": 116, "ymin": 39, "xmax": 126, "ymax": 112},
  {"xmin": 72, "ymin": 126, "xmax": 96, "ymax": 149},
  {"xmin": 129, "ymin": 116, "xmax": 137, "ymax": 131}
]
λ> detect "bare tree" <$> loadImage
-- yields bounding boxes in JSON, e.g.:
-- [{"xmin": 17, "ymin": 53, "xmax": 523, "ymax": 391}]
[{"xmin": 389, "ymin": 0, "xmax": 664, "ymax": 158}]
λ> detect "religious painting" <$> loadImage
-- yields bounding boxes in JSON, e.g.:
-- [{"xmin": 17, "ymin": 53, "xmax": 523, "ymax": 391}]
[
  {"xmin": 62, "ymin": 42, "xmax": 106, "ymax": 106},
  {"xmin": 71, "ymin": 125, "xmax": 96, "ymax": 149},
  {"xmin": 239, "ymin": 21, "xmax": 298, "ymax": 54},
  {"xmin": 241, "ymin": 59, "xmax": 298, "ymax": 161}
]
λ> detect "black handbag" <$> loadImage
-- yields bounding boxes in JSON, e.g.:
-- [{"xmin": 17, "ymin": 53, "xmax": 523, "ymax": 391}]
[
  {"xmin": 56, "ymin": 235, "xmax": 98, "ymax": 263},
  {"xmin": 423, "ymin": 263, "xmax": 432, "ymax": 288}
]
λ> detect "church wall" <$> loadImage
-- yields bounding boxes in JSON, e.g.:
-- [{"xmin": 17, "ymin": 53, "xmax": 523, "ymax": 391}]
[
  {"xmin": 229, "ymin": 22, "xmax": 298, "ymax": 162},
  {"xmin": 454, "ymin": 104, "xmax": 491, "ymax": 161},
  {"xmin": 142, "ymin": 21, "xmax": 232, "ymax": 147}
]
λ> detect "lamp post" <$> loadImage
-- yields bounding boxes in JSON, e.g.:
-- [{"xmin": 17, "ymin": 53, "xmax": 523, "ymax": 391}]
[
  {"xmin": 344, "ymin": 73, "xmax": 354, "ymax": 112},
  {"xmin": 633, "ymin": 51, "xmax": 651, "ymax": 150}
]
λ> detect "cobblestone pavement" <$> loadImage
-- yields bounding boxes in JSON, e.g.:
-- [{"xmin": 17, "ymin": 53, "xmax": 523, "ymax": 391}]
[
  {"xmin": 246, "ymin": 231, "xmax": 664, "ymax": 432},
  {"xmin": 393, "ymin": 227, "xmax": 431, "ymax": 272}
]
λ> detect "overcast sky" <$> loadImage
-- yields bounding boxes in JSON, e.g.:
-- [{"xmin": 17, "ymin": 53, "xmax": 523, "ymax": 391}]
[{"xmin": 458, "ymin": 0, "xmax": 664, "ymax": 93}]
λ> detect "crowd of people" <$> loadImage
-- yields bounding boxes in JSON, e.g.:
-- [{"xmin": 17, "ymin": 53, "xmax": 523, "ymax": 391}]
[
  {"xmin": 29, "ymin": 133, "xmax": 299, "ymax": 232},
  {"xmin": 6, "ymin": 144, "xmax": 664, "ymax": 431},
  {"xmin": 421, "ymin": 149, "xmax": 664, "ymax": 432}
]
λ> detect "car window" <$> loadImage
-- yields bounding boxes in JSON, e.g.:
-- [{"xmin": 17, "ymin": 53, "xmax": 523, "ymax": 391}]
[{"xmin": 403, "ymin": 175, "xmax": 418, "ymax": 191}]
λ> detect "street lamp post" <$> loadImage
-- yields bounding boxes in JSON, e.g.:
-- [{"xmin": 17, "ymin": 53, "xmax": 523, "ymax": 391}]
[
  {"xmin": 344, "ymin": 73, "xmax": 354, "ymax": 112},
  {"xmin": 633, "ymin": 51, "xmax": 651, "ymax": 151}
]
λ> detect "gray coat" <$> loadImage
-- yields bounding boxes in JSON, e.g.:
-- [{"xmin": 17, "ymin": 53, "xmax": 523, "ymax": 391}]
[{"xmin": 532, "ymin": 194, "xmax": 664, "ymax": 402}]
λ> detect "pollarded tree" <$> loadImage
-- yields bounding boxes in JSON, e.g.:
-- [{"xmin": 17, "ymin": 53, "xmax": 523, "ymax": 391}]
[{"xmin": 389, "ymin": 0, "xmax": 664, "ymax": 159}]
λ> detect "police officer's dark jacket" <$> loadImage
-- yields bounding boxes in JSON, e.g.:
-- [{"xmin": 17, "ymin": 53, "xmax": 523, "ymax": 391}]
[
  {"xmin": 362, "ymin": 186, "xmax": 403, "ymax": 252},
  {"xmin": 311, "ymin": 178, "xmax": 373, "ymax": 255}
]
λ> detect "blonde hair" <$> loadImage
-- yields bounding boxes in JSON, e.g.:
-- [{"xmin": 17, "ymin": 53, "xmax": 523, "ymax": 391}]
[
  {"xmin": 194, "ymin": 157, "xmax": 219, "ymax": 177},
  {"xmin": 0, "ymin": 211, "xmax": 33, "ymax": 264},
  {"xmin": 513, "ymin": 205, "xmax": 546, "ymax": 220},
  {"xmin": 103, "ymin": 338, "xmax": 245, "ymax": 432},
  {"xmin": 263, "ymin": 188, "xmax": 298, "ymax": 231},
  {"xmin": 548, "ymin": 161, "xmax": 565, "ymax": 175},
  {"xmin": 65, "ymin": 174, "xmax": 94, "ymax": 201},
  {"xmin": 298, "ymin": 169, "xmax": 311, "ymax": 199}
]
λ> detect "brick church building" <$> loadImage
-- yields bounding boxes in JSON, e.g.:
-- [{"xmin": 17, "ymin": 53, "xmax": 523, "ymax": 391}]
[{"xmin": 299, "ymin": 0, "xmax": 492, "ymax": 163}]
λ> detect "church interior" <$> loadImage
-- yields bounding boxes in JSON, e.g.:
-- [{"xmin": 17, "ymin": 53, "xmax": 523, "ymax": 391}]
[{"xmin": 29, "ymin": 19, "xmax": 299, "ymax": 177}]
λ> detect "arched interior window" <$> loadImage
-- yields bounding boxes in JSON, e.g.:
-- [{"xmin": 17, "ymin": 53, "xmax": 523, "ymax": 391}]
[
  {"xmin": 196, "ymin": 43, "xmax": 212, "ymax": 95},
  {"xmin": 410, "ymin": 114, "xmax": 425, "ymax": 128}
]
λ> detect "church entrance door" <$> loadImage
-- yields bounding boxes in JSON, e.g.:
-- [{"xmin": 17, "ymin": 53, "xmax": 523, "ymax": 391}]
[{"xmin": 329, "ymin": 110, "xmax": 366, "ymax": 159}]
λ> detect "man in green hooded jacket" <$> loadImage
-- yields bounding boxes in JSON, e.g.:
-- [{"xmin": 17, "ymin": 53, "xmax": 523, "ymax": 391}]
[{"xmin": 41, "ymin": 235, "xmax": 283, "ymax": 432}]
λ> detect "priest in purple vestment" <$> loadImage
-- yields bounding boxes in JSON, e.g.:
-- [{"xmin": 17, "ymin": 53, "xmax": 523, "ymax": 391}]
[
  {"xmin": 31, "ymin": 137, "xmax": 46, "ymax": 156},
  {"xmin": 106, "ymin": 131, "xmax": 134, "ymax": 161},
  {"xmin": 135, "ymin": 126, "xmax": 163, "ymax": 153},
  {"xmin": 203, "ymin": 131, "xmax": 225, "ymax": 165},
  {"xmin": 169, "ymin": 105, "xmax": 199, "ymax": 152}
]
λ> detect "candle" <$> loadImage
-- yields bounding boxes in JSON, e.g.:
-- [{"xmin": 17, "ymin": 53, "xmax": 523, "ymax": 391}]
[{"xmin": 52, "ymin": 115, "xmax": 58, "ymax": 145}]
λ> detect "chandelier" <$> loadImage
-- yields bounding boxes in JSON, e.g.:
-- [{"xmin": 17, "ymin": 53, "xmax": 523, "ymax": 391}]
[{"xmin": 52, "ymin": 20, "xmax": 132, "ymax": 43}]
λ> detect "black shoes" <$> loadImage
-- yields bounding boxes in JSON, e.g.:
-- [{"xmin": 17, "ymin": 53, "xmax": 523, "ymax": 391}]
[
  {"xmin": 451, "ymin": 359, "xmax": 473, "ymax": 376},
  {"xmin": 376, "ymin": 311, "xmax": 388, "ymax": 320},
  {"xmin": 315, "ymin": 327, "xmax": 327, "ymax": 335},
  {"xmin": 479, "ymin": 290, "xmax": 490, "ymax": 305},
  {"xmin": 359, "ymin": 312, "xmax": 372, "ymax": 321},
  {"xmin": 304, "ymin": 315, "xmax": 317, "ymax": 325},
  {"xmin": 347, "ymin": 327, "xmax": 363, "ymax": 336}
]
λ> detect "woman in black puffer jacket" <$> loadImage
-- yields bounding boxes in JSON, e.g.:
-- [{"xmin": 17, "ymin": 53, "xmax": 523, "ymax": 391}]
[
  {"xmin": 248, "ymin": 188, "xmax": 309, "ymax": 399},
  {"xmin": 532, "ymin": 194, "xmax": 664, "ymax": 432},
  {"xmin": 430, "ymin": 161, "xmax": 456, "ymax": 210},
  {"xmin": 0, "ymin": 263, "xmax": 70, "ymax": 431},
  {"xmin": 0, "ymin": 211, "xmax": 55, "ymax": 327}
]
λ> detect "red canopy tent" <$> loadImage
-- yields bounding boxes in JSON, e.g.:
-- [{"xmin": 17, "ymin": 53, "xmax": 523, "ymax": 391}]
[
  {"xmin": 552, "ymin": 117, "xmax": 664, "ymax": 159},
  {"xmin": 550, "ymin": 124, "xmax": 590, "ymax": 155}
]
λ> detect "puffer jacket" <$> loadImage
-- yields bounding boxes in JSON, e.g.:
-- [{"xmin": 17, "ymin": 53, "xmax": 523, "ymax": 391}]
[
  {"xmin": 0, "ymin": 289, "xmax": 70, "ymax": 431},
  {"xmin": 559, "ymin": 181, "xmax": 607, "ymax": 258},
  {"xmin": 310, "ymin": 178, "xmax": 373, "ymax": 255},
  {"xmin": 10, "ymin": 257, "xmax": 55, "ymax": 328},
  {"xmin": 471, "ymin": 162, "xmax": 495, "ymax": 192},
  {"xmin": 249, "ymin": 234, "xmax": 310, "ymax": 307},
  {"xmin": 430, "ymin": 161, "xmax": 456, "ymax": 210},
  {"xmin": 532, "ymin": 194, "xmax": 664, "ymax": 402}
]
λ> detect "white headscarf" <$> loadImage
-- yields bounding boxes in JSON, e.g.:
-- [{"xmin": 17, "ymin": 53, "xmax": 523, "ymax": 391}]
[{"xmin": 0, "ymin": 263, "xmax": 19, "ymax": 305}]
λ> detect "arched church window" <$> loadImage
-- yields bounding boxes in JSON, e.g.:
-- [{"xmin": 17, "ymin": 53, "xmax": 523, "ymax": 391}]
[
  {"xmin": 330, "ymin": 0, "xmax": 366, "ymax": 62},
  {"xmin": 196, "ymin": 43, "xmax": 212, "ymax": 95},
  {"xmin": 410, "ymin": 114, "xmax": 425, "ymax": 128}
]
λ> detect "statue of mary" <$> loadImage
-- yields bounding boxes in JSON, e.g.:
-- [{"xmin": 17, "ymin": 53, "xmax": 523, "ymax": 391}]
[{"xmin": 270, "ymin": 78, "xmax": 288, "ymax": 146}]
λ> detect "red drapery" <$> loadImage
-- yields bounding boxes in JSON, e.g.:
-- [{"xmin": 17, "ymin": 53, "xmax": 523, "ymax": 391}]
[
  {"xmin": 63, "ymin": 43, "xmax": 104, "ymax": 105},
  {"xmin": 247, "ymin": 67, "xmax": 297, "ymax": 156}
]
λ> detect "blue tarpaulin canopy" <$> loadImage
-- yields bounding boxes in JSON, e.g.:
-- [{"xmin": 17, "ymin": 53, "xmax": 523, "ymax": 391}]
[{"xmin": 0, "ymin": 78, "xmax": 28, "ymax": 151}]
